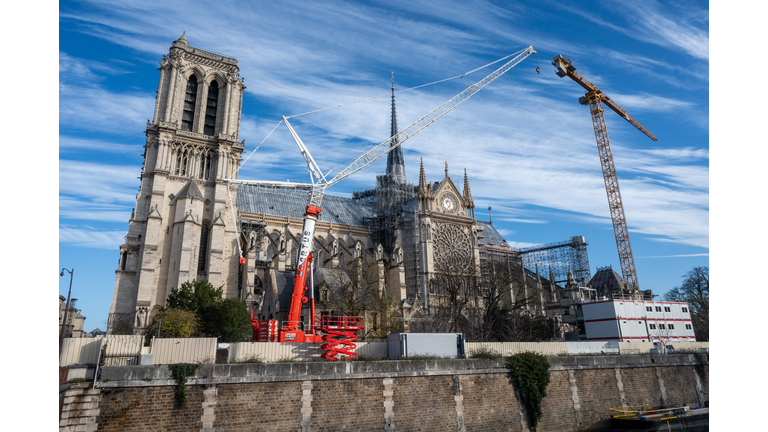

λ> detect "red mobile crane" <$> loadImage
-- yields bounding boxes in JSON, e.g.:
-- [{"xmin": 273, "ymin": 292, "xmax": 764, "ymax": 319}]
[
  {"xmin": 552, "ymin": 55, "xmax": 657, "ymax": 291},
  {"xmin": 232, "ymin": 47, "xmax": 538, "ymax": 354}
]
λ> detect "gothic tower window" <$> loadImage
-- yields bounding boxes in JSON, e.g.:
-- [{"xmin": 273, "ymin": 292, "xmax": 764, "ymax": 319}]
[
  {"xmin": 181, "ymin": 75, "xmax": 198, "ymax": 131},
  {"xmin": 199, "ymin": 153, "xmax": 206, "ymax": 179},
  {"xmin": 204, "ymin": 80, "xmax": 219, "ymax": 136},
  {"xmin": 197, "ymin": 223, "xmax": 210, "ymax": 274},
  {"xmin": 199, "ymin": 153, "xmax": 211, "ymax": 180},
  {"xmin": 181, "ymin": 150, "xmax": 188, "ymax": 176}
]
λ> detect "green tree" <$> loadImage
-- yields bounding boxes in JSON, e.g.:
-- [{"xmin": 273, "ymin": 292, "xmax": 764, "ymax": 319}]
[
  {"xmin": 664, "ymin": 266, "xmax": 708, "ymax": 341},
  {"xmin": 144, "ymin": 308, "xmax": 200, "ymax": 341},
  {"xmin": 201, "ymin": 298, "xmax": 252, "ymax": 342},
  {"xmin": 166, "ymin": 279, "xmax": 223, "ymax": 315}
]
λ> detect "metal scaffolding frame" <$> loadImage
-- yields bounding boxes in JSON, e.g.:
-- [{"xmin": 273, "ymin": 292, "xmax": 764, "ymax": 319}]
[{"xmin": 518, "ymin": 236, "xmax": 591, "ymax": 285}]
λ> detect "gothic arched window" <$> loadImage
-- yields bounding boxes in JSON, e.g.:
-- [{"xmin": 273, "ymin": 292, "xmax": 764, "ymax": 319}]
[
  {"xmin": 204, "ymin": 81, "xmax": 219, "ymax": 136},
  {"xmin": 198, "ymin": 153, "xmax": 207, "ymax": 179},
  {"xmin": 197, "ymin": 224, "xmax": 209, "ymax": 274},
  {"xmin": 203, "ymin": 154, "xmax": 212, "ymax": 180},
  {"xmin": 181, "ymin": 75, "xmax": 198, "ymax": 132},
  {"xmin": 181, "ymin": 150, "xmax": 188, "ymax": 176}
]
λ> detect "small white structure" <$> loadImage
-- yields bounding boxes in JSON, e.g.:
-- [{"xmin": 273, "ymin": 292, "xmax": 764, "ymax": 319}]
[{"xmin": 581, "ymin": 294, "xmax": 696, "ymax": 342}]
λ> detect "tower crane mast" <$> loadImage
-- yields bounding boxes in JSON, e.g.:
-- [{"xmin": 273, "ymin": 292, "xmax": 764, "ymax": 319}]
[
  {"xmin": 236, "ymin": 46, "xmax": 537, "ymax": 347},
  {"xmin": 552, "ymin": 54, "xmax": 657, "ymax": 291}
]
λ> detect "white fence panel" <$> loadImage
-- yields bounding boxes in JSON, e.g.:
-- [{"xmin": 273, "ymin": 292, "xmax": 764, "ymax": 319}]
[
  {"xmin": 60, "ymin": 337, "xmax": 104, "ymax": 366},
  {"xmin": 566, "ymin": 341, "xmax": 620, "ymax": 355},
  {"xmin": 465, "ymin": 342, "xmax": 567, "ymax": 357},
  {"xmin": 355, "ymin": 341, "xmax": 387, "ymax": 359},
  {"xmin": 228, "ymin": 340, "xmax": 389, "ymax": 363},
  {"xmin": 103, "ymin": 335, "xmax": 144, "ymax": 365},
  {"xmin": 151, "ymin": 338, "xmax": 217, "ymax": 365}
]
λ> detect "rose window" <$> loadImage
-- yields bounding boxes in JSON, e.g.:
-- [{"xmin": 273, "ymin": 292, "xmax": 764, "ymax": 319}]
[{"xmin": 432, "ymin": 223, "xmax": 473, "ymax": 273}]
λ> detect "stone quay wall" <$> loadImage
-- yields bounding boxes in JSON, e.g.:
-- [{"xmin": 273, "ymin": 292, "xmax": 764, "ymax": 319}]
[{"xmin": 60, "ymin": 354, "xmax": 709, "ymax": 432}]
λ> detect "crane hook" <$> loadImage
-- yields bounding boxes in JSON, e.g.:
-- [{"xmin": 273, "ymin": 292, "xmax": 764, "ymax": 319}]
[{"xmin": 536, "ymin": 65, "xmax": 540, "ymax": 74}]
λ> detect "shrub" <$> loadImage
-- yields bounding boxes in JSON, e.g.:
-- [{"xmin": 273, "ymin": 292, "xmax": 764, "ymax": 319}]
[
  {"xmin": 201, "ymin": 298, "xmax": 252, "ymax": 342},
  {"xmin": 507, "ymin": 352, "xmax": 550, "ymax": 431},
  {"xmin": 469, "ymin": 346, "xmax": 503, "ymax": 359},
  {"xmin": 168, "ymin": 363, "xmax": 199, "ymax": 408},
  {"xmin": 144, "ymin": 308, "xmax": 200, "ymax": 342}
]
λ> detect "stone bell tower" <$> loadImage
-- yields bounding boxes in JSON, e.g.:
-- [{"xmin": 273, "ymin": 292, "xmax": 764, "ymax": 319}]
[{"xmin": 108, "ymin": 33, "xmax": 246, "ymax": 333}]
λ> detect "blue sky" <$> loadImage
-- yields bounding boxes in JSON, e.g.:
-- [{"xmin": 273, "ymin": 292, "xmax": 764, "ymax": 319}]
[{"xmin": 57, "ymin": 0, "xmax": 710, "ymax": 332}]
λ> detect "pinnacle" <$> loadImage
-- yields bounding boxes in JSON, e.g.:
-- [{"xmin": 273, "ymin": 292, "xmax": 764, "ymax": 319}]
[{"xmin": 177, "ymin": 31, "xmax": 188, "ymax": 45}]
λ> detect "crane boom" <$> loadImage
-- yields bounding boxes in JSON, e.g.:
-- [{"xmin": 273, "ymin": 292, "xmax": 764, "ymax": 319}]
[
  {"xmin": 247, "ymin": 46, "xmax": 538, "ymax": 344},
  {"xmin": 552, "ymin": 54, "xmax": 657, "ymax": 291},
  {"xmin": 326, "ymin": 46, "xmax": 538, "ymax": 189}
]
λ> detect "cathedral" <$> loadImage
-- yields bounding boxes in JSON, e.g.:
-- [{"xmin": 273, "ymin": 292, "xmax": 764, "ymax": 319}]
[{"xmin": 109, "ymin": 35, "xmax": 564, "ymax": 335}]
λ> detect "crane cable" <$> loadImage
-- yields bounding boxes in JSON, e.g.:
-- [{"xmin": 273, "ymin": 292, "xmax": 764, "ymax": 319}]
[
  {"xmin": 224, "ymin": 47, "xmax": 533, "ymax": 256},
  {"xmin": 284, "ymin": 48, "xmax": 532, "ymax": 175},
  {"xmin": 226, "ymin": 118, "xmax": 284, "ymax": 266},
  {"xmin": 285, "ymin": 48, "xmax": 529, "ymax": 119}
]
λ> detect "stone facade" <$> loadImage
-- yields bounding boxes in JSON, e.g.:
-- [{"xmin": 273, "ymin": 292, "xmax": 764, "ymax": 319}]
[{"xmin": 109, "ymin": 33, "xmax": 246, "ymax": 332}]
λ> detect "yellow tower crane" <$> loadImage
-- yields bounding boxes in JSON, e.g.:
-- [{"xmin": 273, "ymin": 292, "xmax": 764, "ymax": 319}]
[{"xmin": 552, "ymin": 54, "xmax": 657, "ymax": 291}]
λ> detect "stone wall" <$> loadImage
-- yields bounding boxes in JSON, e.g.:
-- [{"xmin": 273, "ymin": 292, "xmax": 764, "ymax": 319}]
[{"xmin": 60, "ymin": 354, "xmax": 708, "ymax": 432}]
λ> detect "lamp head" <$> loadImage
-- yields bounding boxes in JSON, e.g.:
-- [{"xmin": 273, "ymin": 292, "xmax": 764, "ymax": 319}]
[{"xmin": 60, "ymin": 270, "xmax": 64, "ymax": 277}]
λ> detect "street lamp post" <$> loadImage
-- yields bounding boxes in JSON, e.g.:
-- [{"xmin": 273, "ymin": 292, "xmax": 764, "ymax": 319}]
[{"xmin": 59, "ymin": 268, "xmax": 74, "ymax": 356}]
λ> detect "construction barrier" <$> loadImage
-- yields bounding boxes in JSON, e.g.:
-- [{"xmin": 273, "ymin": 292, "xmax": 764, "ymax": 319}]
[
  {"xmin": 60, "ymin": 335, "xmax": 144, "ymax": 367},
  {"xmin": 567, "ymin": 341, "xmax": 620, "ymax": 354},
  {"xmin": 228, "ymin": 340, "xmax": 388, "ymax": 363},
  {"xmin": 465, "ymin": 342, "xmax": 568, "ymax": 357},
  {"xmin": 60, "ymin": 337, "xmax": 104, "ymax": 366},
  {"xmin": 151, "ymin": 337, "xmax": 217, "ymax": 365}
]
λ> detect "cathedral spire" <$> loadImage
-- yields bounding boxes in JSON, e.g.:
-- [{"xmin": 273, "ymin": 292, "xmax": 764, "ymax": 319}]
[
  {"xmin": 418, "ymin": 157, "xmax": 427, "ymax": 196},
  {"xmin": 462, "ymin": 168, "xmax": 474, "ymax": 205},
  {"xmin": 463, "ymin": 168, "xmax": 475, "ymax": 218},
  {"xmin": 386, "ymin": 72, "xmax": 407, "ymax": 185},
  {"xmin": 418, "ymin": 157, "xmax": 432, "ymax": 199}
]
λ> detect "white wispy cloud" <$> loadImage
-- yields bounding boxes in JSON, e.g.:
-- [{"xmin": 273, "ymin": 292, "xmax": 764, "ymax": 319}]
[
  {"xmin": 556, "ymin": 1, "xmax": 708, "ymax": 60},
  {"xmin": 60, "ymin": 160, "xmax": 140, "ymax": 203},
  {"xmin": 636, "ymin": 253, "xmax": 709, "ymax": 259},
  {"xmin": 60, "ymin": 225, "xmax": 127, "ymax": 249},
  {"xmin": 58, "ymin": 0, "xmax": 708, "ymax": 251},
  {"xmin": 59, "ymin": 136, "xmax": 138, "ymax": 154}
]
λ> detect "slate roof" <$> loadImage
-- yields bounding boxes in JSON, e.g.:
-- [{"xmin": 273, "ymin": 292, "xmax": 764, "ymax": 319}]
[
  {"xmin": 177, "ymin": 180, "xmax": 204, "ymax": 201},
  {"xmin": 237, "ymin": 185, "xmax": 377, "ymax": 226},
  {"xmin": 588, "ymin": 267, "xmax": 625, "ymax": 295},
  {"xmin": 476, "ymin": 220, "xmax": 509, "ymax": 247}
]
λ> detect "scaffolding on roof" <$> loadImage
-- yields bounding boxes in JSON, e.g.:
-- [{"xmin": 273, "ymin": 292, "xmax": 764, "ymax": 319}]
[
  {"xmin": 354, "ymin": 174, "xmax": 417, "ymax": 255},
  {"xmin": 518, "ymin": 236, "xmax": 591, "ymax": 285}
]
